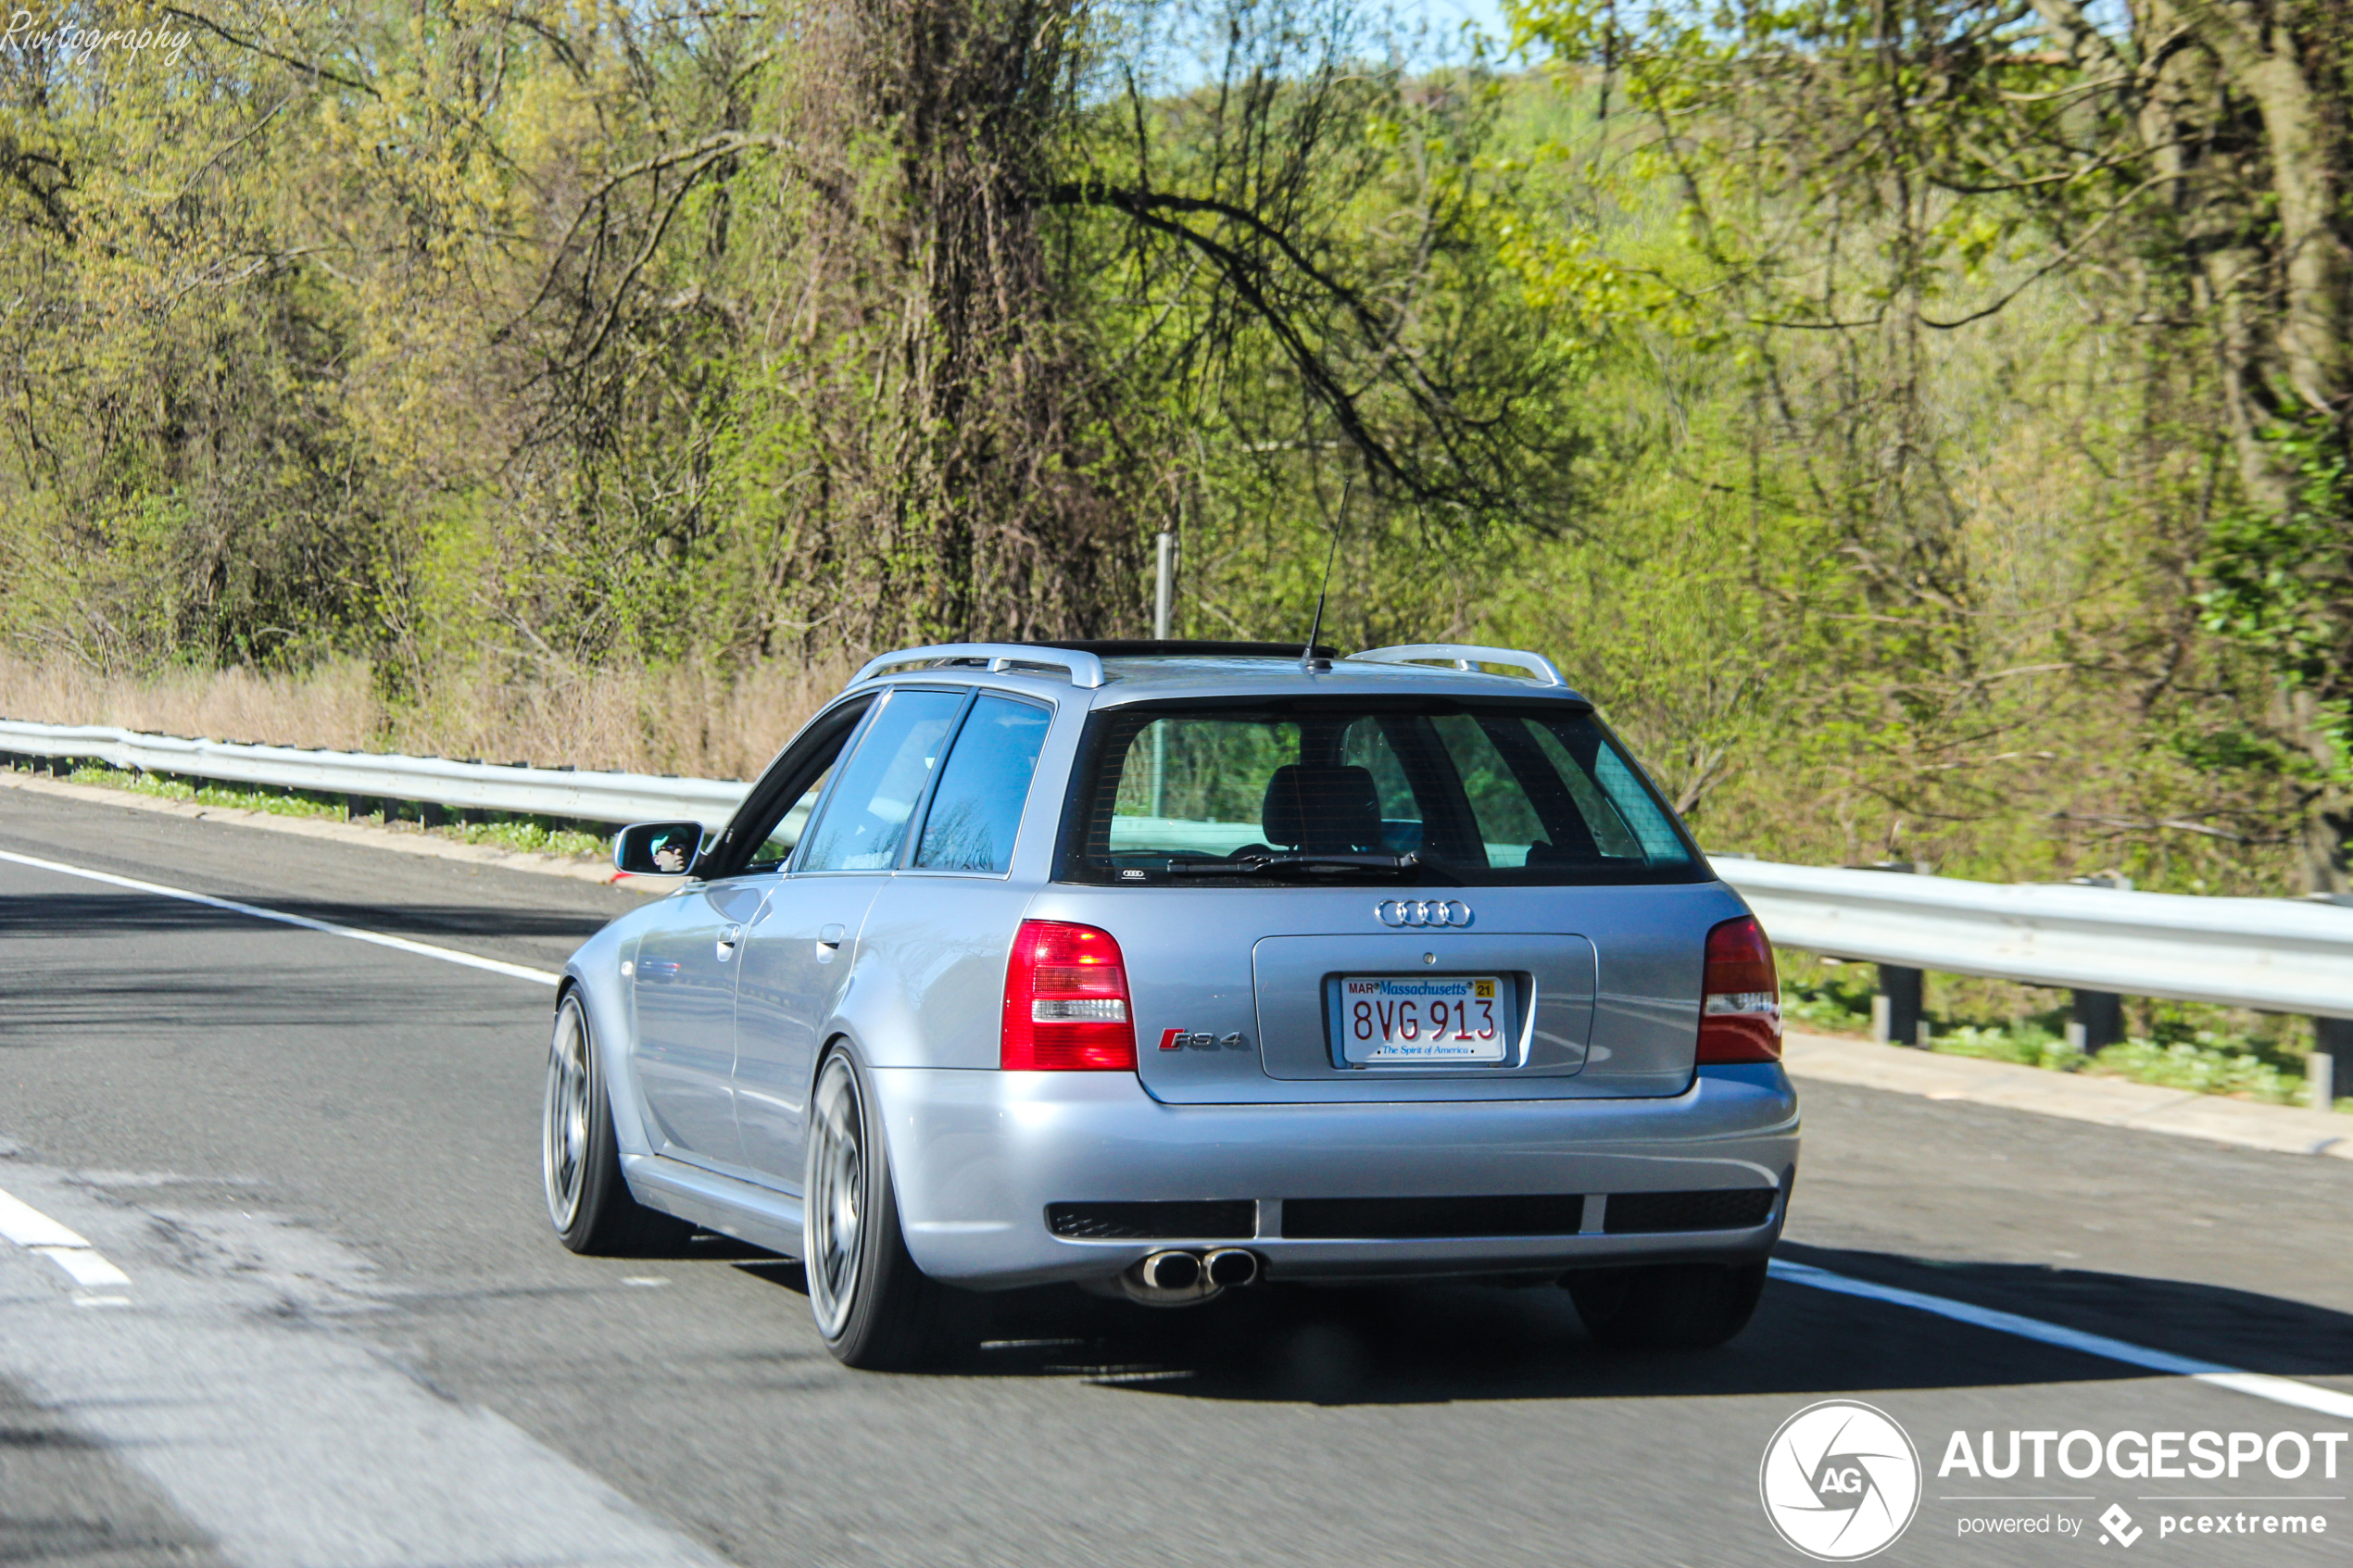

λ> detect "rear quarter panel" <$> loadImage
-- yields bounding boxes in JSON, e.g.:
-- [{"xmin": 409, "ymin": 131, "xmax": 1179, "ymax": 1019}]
[{"xmin": 823, "ymin": 681, "xmax": 1086, "ymax": 1071}]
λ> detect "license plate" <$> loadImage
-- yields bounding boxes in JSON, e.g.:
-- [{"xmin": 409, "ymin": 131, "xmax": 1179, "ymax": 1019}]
[{"xmin": 1335, "ymin": 976, "xmax": 1507, "ymax": 1064}]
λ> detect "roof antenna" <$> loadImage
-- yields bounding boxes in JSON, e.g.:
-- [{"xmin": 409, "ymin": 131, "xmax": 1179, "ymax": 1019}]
[{"xmin": 1300, "ymin": 482, "xmax": 1351, "ymax": 673}]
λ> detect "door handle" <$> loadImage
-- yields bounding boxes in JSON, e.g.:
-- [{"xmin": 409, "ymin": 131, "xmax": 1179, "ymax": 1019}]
[
  {"xmin": 815, "ymin": 922, "xmax": 846, "ymax": 963},
  {"xmin": 717, "ymin": 923, "xmax": 743, "ymax": 960}
]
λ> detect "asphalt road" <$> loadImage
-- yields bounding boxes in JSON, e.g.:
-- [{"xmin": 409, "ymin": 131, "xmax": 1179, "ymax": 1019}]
[{"xmin": 3, "ymin": 779, "xmax": 2350, "ymax": 1567}]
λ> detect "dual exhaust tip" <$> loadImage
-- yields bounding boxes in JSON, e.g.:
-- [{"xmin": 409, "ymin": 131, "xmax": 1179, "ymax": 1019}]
[
  {"xmin": 1140, "ymin": 1247, "xmax": 1259, "ymax": 1290},
  {"xmin": 1122, "ymin": 1247, "xmax": 1260, "ymax": 1303}
]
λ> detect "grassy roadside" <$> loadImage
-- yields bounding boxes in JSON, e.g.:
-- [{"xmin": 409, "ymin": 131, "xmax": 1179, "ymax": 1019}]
[
  {"xmin": 33, "ymin": 761, "xmax": 611, "ymax": 861},
  {"xmin": 1780, "ymin": 957, "xmax": 2341, "ymax": 1110}
]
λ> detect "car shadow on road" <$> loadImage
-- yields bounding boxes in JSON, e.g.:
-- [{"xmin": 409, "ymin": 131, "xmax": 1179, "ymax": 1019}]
[
  {"xmin": 1770, "ymin": 1241, "xmax": 2353, "ymax": 1382},
  {"xmin": 736, "ymin": 1242, "xmax": 2353, "ymax": 1406}
]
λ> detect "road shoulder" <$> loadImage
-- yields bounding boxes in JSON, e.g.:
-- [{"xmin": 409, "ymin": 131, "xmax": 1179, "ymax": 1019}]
[{"xmin": 1782, "ymin": 1028, "xmax": 2353, "ymax": 1160}]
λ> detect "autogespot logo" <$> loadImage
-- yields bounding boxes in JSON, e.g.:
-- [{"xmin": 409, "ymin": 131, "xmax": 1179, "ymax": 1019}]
[{"xmin": 1760, "ymin": 1400, "xmax": 1923, "ymax": 1561}]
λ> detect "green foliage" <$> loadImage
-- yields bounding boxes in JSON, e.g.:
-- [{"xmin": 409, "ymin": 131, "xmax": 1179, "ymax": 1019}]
[
  {"xmin": 67, "ymin": 766, "xmax": 346, "ymax": 821},
  {"xmin": 1931, "ymin": 1024, "xmax": 2087, "ymax": 1074},
  {"xmin": 435, "ymin": 819, "xmax": 610, "ymax": 859},
  {"xmin": 2089, "ymin": 1036, "xmax": 2307, "ymax": 1106},
  {"xmin": 1781, "ymin": 966, "xmax": 1876, "ymax": 1033},
  {"xmin": 2196, "ymin": 414, "xmax": 2353, "ymax": 790}
]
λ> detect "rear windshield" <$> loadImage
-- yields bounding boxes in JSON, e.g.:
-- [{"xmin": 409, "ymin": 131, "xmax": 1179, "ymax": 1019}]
[{"xmin": 1059, "ymin": 697, "xmax": 1703, "ymax": 886}]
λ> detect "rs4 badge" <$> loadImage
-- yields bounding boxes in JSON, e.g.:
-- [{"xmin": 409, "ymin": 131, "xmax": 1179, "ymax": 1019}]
[{"xmin": 1159, "ymin": 1028, "xmax": 1248, "ymax": 1051}]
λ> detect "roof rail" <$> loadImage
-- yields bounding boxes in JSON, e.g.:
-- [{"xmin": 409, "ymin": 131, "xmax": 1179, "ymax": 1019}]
[
  {"xmin": 852, "ymin": 643, "xmax": 1108, "ymax": 689},
  {"xmin": 1347, "ymin": 644, "xmax": 1567, "ymax": 687}
]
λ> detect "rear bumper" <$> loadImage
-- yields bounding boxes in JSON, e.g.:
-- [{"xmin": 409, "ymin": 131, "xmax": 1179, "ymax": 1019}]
[{"xmin": 870, "ymin": 1063, "xmax": 1800, "ymax": 1287}]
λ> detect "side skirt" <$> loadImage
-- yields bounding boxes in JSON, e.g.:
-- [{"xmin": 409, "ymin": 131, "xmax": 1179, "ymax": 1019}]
[{"xmin": 623, "ymin": 1153, "xmax": 805, "ymax": 1259}]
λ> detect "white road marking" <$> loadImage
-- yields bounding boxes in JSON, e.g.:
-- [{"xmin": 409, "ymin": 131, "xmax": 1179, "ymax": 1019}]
[
  {"xmin": 0, "ymin": 1185, "xmax": 133, "ymax": 1290},
  {"xmin": 0, "ymin": 847, "xmax": 560, "ymax": 986},
  {"xmin": 1772, "ymin": 1258, "xmax": 2353, "ymax": 1421},
  {"xmin": 2196, "ymin": 1371, "xmax": 2353, "ymax": 1422},
  {"xmin": 33, "ymin": 1247, "xmax": 132, "ymax": 1286},
  {"xmin": 0, "ymin": 1185, "xmax": 92, "ymax": 1247}
]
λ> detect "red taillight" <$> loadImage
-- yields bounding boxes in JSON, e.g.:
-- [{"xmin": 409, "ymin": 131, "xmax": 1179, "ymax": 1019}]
[
  {"xmin": 1001, "ymin": 920, "xmax": 1137, "ymax": 1071},
  {"xmin": 1696, "ymin": 915, "xmax": 1781, "ymax": 1064}
]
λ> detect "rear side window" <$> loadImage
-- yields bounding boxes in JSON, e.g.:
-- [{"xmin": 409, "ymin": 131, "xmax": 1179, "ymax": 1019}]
[
  {"xmin": 797, "ymin": 689, "xmax": 967, "ymax": 872},
  {"xmin": 913, "ymin": 696, "xmax": 1051, "ymax": 874},
  {"xmin": 1064, "ymin": 698, "xmax": 1700, "ymax": 886}
]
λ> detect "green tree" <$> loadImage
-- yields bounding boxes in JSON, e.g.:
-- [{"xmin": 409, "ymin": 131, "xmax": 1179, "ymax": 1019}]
[{"xmin": 1509, "ymin": 0, "xmax": 2353, "ymax": 891}]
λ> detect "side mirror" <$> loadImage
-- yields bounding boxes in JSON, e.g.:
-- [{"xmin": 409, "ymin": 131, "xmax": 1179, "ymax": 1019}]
[{"xmin": 613, "ymin": 821, "xmax": 707, "ymax": 877}]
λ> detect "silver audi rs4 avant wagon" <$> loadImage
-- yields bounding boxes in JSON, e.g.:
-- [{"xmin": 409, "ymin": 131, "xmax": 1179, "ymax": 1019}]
[{"xmin": 544, "ymin": 640, "xmax": 1800, "ymax": 1368}]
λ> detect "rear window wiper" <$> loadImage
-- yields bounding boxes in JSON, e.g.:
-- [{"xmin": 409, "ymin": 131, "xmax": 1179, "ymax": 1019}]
[{"xmin": 1159, "ymin": 852, "xmax": 1420, "ymax": 878}]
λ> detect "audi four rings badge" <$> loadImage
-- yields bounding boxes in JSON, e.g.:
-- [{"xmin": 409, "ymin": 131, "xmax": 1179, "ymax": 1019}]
[{"xmin": 1375, "ymin": 899, "xmax": 1473, "ymax": 928}]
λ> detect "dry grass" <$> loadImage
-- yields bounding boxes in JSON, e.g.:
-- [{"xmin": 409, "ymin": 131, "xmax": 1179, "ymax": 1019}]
[
  {"xmin": 0, "ymin": 653, "xmax": 862, "ymax": 781},
  {"xmin": 0, "ymin": 657, "xmax": 386, "ymax": 750}
]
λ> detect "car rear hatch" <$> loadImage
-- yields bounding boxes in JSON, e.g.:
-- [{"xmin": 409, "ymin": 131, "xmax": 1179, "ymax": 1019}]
[
  {"xmin": 1037, "ymin": 688, "xmax": 1754, "ymax": 1105},
  {"xmin": 1033, "ymin": 882, "xmax": 1751, "ymax": 1104}
]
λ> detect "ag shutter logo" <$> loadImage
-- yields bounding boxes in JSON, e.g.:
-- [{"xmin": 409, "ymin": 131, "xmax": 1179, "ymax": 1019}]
[{"xmin": 1760, "ymin": 1400, "xmax": 1923, "ymax": 1561}]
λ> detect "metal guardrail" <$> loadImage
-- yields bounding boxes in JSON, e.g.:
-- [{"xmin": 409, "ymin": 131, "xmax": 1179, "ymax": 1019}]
[
  {"xmin": 1719, "ymin": 857, "xmax": 2353, "ymax": 1107},
  {"xmin": 1712, "ymin": 858, "xmax": 2353, "ymax": 1021},
  {"xmin": 0, "ymin": 720, "xmax": 749, "ymax": 826}
]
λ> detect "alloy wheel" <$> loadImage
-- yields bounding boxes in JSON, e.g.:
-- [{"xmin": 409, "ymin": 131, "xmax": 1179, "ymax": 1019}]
[
  {"xmin": 806, "ymin": 1055, "xmax": 866, "ymax": 1340},
  {"xmin": 543, "ymin": 1001, "xmax": 592, "ymax": 1232}
]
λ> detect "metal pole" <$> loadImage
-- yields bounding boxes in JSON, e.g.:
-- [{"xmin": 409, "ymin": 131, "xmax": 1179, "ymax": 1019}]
[
  {"xmin": 1153, "ymin": 531, "xmax": 1174, "ymax": 640},
  {"xmin": 2065, "ymin": 990, "xmax": 2123, "ymax": 1054},
  {"xmin": 1872, "ymin": 967, "xmax": 1924, "ymax": 1047},
  {"xmin": 1151, "ymin": 531, "xmax": 1175, "ymax": 816},
  {"xmin": 2315, "ymin": 1017, "xmax": 2353, "ymax": 1111},
  {"xmin": 1863, "ymin": 861, "xmax": 1928, "ymax": 1047}
]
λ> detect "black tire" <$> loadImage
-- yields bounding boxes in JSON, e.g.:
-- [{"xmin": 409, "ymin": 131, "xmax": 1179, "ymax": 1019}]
[
  {"xmin": 1563, "ymin": 1261, "xmax": 1768, "ymax": 1349},
  {"xmin": 543, "ymin": 991, "xmax": 694, "ymax": 1256},
  {"xmin": 804, "ymin": 1047, "xmax": 962, "ymax": 1370}
]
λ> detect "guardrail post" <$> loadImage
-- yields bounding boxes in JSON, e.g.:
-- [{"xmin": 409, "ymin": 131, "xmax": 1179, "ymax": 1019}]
[
  {"xmin": 1873, "ymin": 966, "xmax": 1924, "ymax": 1047},
  {"xmin": 1862, "ymin": 860, "xmax": 1928, "ymax": 1048},
  {"xmin": 2066, "ymin": 990, "xmax": 2123, "ymax": 1054},
  {"xmin": 2314, "ymin": 1018, "xmax": 2353, "ymax": 1111}
]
